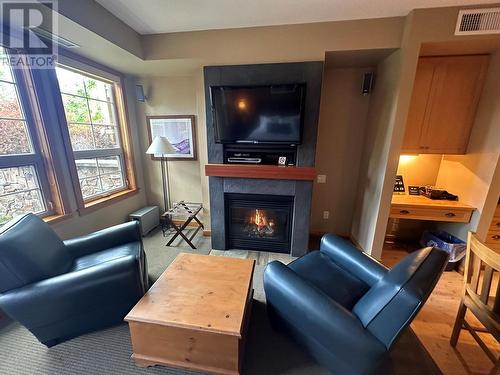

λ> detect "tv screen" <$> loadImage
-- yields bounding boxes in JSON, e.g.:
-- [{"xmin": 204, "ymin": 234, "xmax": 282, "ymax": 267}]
[{"xmin": 210, "ymin": 84, "xmax": 306, "ymax": 144}]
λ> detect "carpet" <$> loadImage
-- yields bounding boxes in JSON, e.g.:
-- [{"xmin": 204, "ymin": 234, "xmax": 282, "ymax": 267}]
[{"xmin": 0, "ymin": 230, "xmax": 441, "ymax": 375}]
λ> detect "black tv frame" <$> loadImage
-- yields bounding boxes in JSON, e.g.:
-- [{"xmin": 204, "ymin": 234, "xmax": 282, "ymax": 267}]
[{"xmin": 209, "ymin": 83, "xmax": 307, "ymax": 145}]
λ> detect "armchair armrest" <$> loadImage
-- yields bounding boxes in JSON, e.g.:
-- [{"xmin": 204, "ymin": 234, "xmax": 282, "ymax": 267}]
[
  {"xmin": 320, "ymin": 234, "xmax": 388, "ymax": 286},
  {"xmin": 263, "ymin": 261, "xmax": 387, "ymax": 373},
  {"xmin": 0, "ymin": 255, "xmax": 143, "ymax": 330},
  {"xmin": 64, "ymin": 221, "xmax": 141, "ymax": 258}
]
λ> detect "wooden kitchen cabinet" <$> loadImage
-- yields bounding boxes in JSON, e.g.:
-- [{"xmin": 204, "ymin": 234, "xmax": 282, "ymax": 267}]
[{"xmin": 402, "ymin": 55, "xmax": 489, "ymax": 154}]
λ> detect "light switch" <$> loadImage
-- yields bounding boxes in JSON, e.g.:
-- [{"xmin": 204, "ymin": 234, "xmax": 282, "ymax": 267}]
[
  {"xmin": 323, "ymin": 211, "xmax": 329, "ymax": 219},
  {"xmin": 317, "ymin": 174, "xmax": 327, "ymax": 184}
]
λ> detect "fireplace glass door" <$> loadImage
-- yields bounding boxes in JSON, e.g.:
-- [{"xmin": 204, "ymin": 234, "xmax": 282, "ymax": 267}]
[{"xmin": 225, "ymin": 193, "xmax": 293, "ymax": 253}]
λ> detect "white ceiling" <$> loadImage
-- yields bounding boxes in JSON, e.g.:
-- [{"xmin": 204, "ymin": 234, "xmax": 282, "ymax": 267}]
[{"xmin": 96, "ymin": 0, "xmax": 500, "ymax": 34}]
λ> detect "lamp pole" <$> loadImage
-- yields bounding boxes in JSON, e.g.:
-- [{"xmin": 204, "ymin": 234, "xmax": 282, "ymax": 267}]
[
  {"xmin": 160, "ymin": 155, "xmax": 168, "ymax": 212},
  {"xmin": 146, "ymin": 136, "xmax": 176, "ymax": 214}
]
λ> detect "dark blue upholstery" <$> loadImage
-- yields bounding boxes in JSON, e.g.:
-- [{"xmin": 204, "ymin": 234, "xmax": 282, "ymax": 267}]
[
  {"xmin": 0, "ymin": 214, "xmax": 148, "ymax": 347},
  {"xmin": 264, "ymin": 234, "xmax": 448, "ymax": 375}
]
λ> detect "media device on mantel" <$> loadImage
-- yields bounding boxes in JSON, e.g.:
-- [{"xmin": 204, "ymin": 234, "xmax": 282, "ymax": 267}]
[{"xmin": 210, "ymin": 83, "xmax": 306, "ymax": 166}]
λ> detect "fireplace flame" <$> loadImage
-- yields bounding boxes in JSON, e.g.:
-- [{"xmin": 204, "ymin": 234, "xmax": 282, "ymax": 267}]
[{"xmin": 253, "ymin": 209, "xmax": 268, "ymax": 229}]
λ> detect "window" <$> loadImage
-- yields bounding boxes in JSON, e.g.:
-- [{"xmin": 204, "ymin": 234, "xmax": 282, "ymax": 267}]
[
  {"xmin": 55, "ymin": 63, "xmax": 135, "ymax": 208},
  {"xmin": 0, "ymin": 48, "xmax": 53, "ymax": 223}
]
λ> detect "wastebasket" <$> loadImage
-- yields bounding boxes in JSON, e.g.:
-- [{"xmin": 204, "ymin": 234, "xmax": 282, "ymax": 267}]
[{"xmin": 420, "ymin": 230, "xmax": 466, "ymax": 271}]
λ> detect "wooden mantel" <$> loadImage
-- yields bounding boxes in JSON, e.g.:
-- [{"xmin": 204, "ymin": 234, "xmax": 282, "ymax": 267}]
[{"xmin": 205, "ymin": 164, "xmax": 316, "ymax": 181}]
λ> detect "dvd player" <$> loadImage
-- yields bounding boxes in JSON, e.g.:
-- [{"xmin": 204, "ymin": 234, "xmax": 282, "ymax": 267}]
[{"xmin": 223, "ymin": 145, "xmax": 297, "ymax": 166}]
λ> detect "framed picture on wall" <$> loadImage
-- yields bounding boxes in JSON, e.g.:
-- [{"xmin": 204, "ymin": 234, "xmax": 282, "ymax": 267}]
[{"xmin": 146, "ymin": 115, "xmax": 197, "ymax": 160}]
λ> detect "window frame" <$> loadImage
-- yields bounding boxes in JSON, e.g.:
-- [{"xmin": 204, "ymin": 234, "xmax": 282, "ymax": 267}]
[
  {"xmin": 0, "ymin": 48, "xmax": 66, "ymax": 222},
  {"xmin": 55, "ymin": 55, "xmax": 137, "ymax": 214}
]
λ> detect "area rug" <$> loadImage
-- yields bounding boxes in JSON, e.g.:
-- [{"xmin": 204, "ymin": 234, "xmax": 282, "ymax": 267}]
[{"xmin": 0, "ymin": 230, "xmax": 441, "ymax": 374}]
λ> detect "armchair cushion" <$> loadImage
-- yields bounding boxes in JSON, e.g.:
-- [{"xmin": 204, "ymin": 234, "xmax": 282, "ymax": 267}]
[
  {"xmin": 0, "ymin": 214, "xmax": 72, "ymax": 292},
  {"xmin": 264, "ymin": 261, "xmax": 388, "ymax": 375},
  {"xmin": 288, "ymin": 251, "xmax": 369, "ymax": 310}
]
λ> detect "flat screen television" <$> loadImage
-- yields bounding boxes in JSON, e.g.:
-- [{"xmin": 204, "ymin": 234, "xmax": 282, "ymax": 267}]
[{"xmin": 210, "ymin": 84, "xmax": 306, "ymax": 144}]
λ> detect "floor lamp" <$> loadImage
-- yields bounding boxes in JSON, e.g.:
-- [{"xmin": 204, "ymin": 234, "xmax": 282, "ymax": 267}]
[{"xmin": 146, "ymin": 136, "xmax": 177, "ymax": 213}]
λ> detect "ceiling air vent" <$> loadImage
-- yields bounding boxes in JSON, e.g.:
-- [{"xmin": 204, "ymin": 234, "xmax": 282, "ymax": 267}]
[{"xmin": 455, "ymin": 8, "xmax": 500, "ymax": 35}]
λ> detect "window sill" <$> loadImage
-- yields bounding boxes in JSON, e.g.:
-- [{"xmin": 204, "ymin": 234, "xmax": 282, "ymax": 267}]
[
  {"xmin": 43, "ymin": 213, "xmax": 73, "ymax": 224},
  {"xmin": 78, "ymin": 188, "xmax": 139, "ymax": 215}
]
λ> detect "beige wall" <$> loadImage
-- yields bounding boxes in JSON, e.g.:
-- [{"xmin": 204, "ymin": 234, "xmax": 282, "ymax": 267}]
[
  {"xmin": 57, "ymin": 0, "xmax": 143, "ymax": 58},
  {"xmin": 51, "ymin": 77, "xmax": 148, "ymax": 239},
  {"xmin": 352, "ymin": 6, "xmax": 500, "ymax": 257},
  {"xmin": 194, "ymin": 71, "xmax": 211, "ymax": 227},
  {"xmin": 142, "ymin": 18, "xmax": 404, "ymax": 65},
  {"xmin": 434, "ymin": 51, "xmax": 500, "ymax": 240},
  {"xmin": 311, "ymin": 67, "xmax": 372, "ymax": 235},
  {"xmin": 351, "ymin": 50, "xmax": 403, "ymax": 256},
  {"xmin": 135, "ymin": 76, "xmax": 203, "ymax": 210},
  {"xmin": 52, "ymin": 3, "xmax": 500, "ymax": 254}
]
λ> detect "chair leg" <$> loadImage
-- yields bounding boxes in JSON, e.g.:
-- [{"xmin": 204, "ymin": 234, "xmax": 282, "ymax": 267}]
[
  {"xmin": 450, "ymin": 301, "xmax": 467, "ymax": 346},
  {"xmin": 489, "ymin": 359, "xmax": 499, "ymax": 375}
]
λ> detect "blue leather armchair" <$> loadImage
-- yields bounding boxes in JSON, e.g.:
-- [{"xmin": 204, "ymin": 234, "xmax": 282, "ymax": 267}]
[
  {"xmin": 264, "ymin": 234, "xmax": 448, "ymax": 375},
  {"xmin": 0, "ymin": 214, "xmax": 148, "ymax": 347}
]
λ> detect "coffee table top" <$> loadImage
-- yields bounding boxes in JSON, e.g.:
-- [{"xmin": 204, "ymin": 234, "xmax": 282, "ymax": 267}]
[{"xmin": 125, "ymin": 253, "xmax": 255, "ymax": 338}]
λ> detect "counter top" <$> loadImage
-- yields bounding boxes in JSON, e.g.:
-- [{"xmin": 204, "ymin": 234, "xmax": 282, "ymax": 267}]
[
  {"xmin": 390, "ymin": 194, "xmax": 475, "ymax": 223},
  {"xmin": 391, "ymin": 194, "xmax": 475, "ymax": 210}
]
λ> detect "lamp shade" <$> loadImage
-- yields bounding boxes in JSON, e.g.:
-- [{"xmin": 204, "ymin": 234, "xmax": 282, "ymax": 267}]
[{"xmin": 146, "ymin": 136, "xmax": 177, "ymax": 155}]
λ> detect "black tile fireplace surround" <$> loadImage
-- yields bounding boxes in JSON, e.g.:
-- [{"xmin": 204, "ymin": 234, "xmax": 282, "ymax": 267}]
[
  {"xmin": 225, "ymin": 193, "xmax": 294, "ymax": 253},
  {"xmin": 204, "ymin": 61, "xmax": 323, "ymax": 257}
]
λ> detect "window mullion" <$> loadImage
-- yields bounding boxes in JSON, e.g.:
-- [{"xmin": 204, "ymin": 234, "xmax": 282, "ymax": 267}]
[
  {"xmin": 0, "ymin": 154, "xmax": 38, "ymax": 168},
  {"xmin": 73, "ymin": 148, "xmax": 121, "ymax": 159}
]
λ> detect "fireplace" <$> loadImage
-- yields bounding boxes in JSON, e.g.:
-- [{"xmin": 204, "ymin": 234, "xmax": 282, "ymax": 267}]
[{"xmin": 225, "ymin": 193, "xmax": 294, "ymax": 253}]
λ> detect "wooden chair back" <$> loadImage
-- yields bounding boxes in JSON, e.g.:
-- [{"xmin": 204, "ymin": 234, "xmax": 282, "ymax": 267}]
[{"xmin": 463, "ymin": 232, "xmax": 500, "ymax": 341}]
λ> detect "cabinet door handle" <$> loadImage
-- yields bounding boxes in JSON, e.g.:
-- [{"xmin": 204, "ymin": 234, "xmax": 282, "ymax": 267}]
[
  {"xmin": 445, "ymin": 212, "xmax": 456, "ymax": 217},
  {"xmin": 493, "ymin": 235, "xmax": 500, "ymax": 240},
  {"xmin": 400, "ymin": 210, "xmax": 410, "ymax": 214},
  {"xmin": 495, "ymin": 222, "xmax": 500, "ymax": 227}
]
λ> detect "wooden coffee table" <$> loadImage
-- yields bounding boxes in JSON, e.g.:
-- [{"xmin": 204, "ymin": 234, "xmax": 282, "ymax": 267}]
[{"xmin": 125, "ymin": 253, "xmax": 255, "ymax": 375}]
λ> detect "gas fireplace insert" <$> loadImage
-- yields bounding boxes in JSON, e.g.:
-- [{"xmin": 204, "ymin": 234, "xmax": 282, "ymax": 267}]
[{"xmin": 224, "ymin": 193, "xmax": 294, "ymax": 253}]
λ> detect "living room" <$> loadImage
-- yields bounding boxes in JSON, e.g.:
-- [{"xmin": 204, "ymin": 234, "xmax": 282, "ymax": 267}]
[{"xmin": 1, "ymin": 1, "xmax": 500, "ymax": 374}]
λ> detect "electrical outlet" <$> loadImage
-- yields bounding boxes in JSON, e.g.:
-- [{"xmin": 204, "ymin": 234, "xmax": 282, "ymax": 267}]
[
  {"xmin": 323, "ymin": 211, "xmax": 329, "ymax": 219},
  {"xmin": 317, "ymin": 174, "xmax": 327, "ymax": 184}
]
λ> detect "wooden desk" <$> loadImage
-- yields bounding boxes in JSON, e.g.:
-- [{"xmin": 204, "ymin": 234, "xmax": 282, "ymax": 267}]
[
  {"xmin": 390, "ymin": 194, "xmax": 475, "ymax": 223},
  {"xmin": 485, "ymin": 204, "xmax": 500, "ymax": 252},
  {"xmin": 125, "ymin": 253, "xmax": 255, "ymax": 375}
]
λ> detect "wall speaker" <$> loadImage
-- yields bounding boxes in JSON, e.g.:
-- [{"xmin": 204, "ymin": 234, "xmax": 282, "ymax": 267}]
[
  {"xmin": 135, "ymin": 84, "xmax": 146, "ymax": 102},
  {"xmin": 362, "ymin": 72, "xmax": 374, "ymax": 96}
]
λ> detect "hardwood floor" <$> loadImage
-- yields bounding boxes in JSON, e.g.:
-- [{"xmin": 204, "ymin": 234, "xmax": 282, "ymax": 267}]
[{"xmin": 382, "ymin": 248, "xmax": 500, "ymax": 375}]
